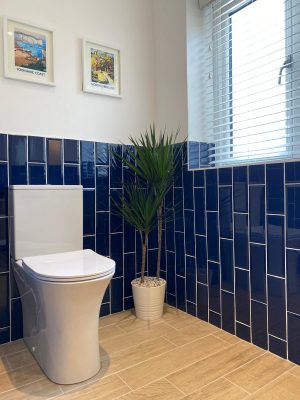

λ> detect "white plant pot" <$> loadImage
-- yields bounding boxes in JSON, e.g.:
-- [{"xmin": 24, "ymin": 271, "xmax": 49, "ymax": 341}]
[{"xmin": 131, "ymin": 278, "xmax": 166, "ymax": 321}]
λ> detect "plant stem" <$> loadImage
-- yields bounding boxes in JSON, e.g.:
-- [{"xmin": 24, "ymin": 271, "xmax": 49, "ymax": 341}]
[
  {"xmin": 156, "ymin": 204, "xmax": 163, "ymax": 280},
  {"xmin": 141, "ymin": 232, "xmax": 148, "ymax": 283}
]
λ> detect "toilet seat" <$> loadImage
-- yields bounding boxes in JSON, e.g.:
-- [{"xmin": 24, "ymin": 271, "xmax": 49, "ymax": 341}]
[{"xmin": 21, "ymin": 249, "xmax": 115, "ymax": 283}]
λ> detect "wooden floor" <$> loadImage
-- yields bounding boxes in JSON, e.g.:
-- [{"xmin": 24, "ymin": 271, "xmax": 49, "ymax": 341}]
[{"xmin": 0, "ymin": 305, "xmax": 300, "ymax": 399}]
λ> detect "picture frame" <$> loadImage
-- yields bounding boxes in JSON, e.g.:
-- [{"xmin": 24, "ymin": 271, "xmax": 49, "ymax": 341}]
[
  {"xmin": 3, "ymin": 16, "xmax": 55, "ymax": 86},
  {"xmin": 82, "ymin": 39, "xmax": 121, "ymax": 97}
]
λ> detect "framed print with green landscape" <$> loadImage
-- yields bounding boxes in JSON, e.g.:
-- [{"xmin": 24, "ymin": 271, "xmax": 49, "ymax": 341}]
[
  {"xmin": 82, "ymin": 39, "xmax": 121, "ymax": 97},
  {"xmin": 3, "ymin": 17, "xmax": 55, "ymax": 86}
]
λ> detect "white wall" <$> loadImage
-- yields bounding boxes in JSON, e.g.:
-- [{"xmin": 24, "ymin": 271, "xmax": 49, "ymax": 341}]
[
  {"xmin": 153, "ymin": 0, "xmax": 188, "ymax": 142},
  {"xmin": 0, "ymin": 0, "xmax": 155, "ymax": 143}
]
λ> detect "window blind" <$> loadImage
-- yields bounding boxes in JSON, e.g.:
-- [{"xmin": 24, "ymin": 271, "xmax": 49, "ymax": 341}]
[{"xmin": 199, "ymin": 0, "xmax": 300, "ymax": 167}]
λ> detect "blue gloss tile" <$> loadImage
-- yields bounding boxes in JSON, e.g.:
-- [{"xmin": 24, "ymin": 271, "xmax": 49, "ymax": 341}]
[
  {"xmin": 186, "ymin": 256, "xmax": 196, "ymax": 303},
  {"xmin": 236, "ymin": 322, "xmax": 251, "ymax": 342},
  {"xmin": 208, "ymin": 261, "xmax": 220, "ymax": 313},
  {"xmin": 183, "ymin": 166, "xmax": 194, "ymax": 209},
  {"xmin": 11, "ymin": 298, "xmax": 23, "ymax": 341},
  {"xmin": 80, "ymin": 141, "xmax": 95, "ymax": 188},
  {"xmin": 268, "ymin": 276, "xmax": 286, "ymax": 340},
  {"xmin": 267, "ymin": 215, "xmax": 285, "ymax": 277},
  {"xmin": 0, "ymin": 274, "xmax": 9, "ymax": 327},
  {"xmin": 28, "ymin": 136, "xmax": 45, "ymax": 162},
  {"xmin": 0, "ymin": 135, "xmax": 7, "ymax": 161},
  {"xmin": 10, "ymin": 271, "xmax": 19, "ymax": 299},
  {"xmin": 110, "ymin": 145, "xmax": 123, "ymax": 189},
  {"xmin": 206, "ymin": 169, "xmax": 218, "ymax": 211},
  {"xmin": 124, "ymin": 253, "xmax": 135, "ymax": 298},
  {"xmin": 219, "ymin": 167, "xmax": 232, "ymax": 186},
  {"xmin": 194, "ymin": 170, "xmax": 204, "ymax": 187},
  {"xmin": 100, "ymin": 303, "xmax": 110, "ymax": 317},
  {"xmin": 0, "ymin": 328, "xmax": 9, "ymax": 344},
  {"xmin": 249, "ymin": 185, "xmax": 265, "ymax": 244},
  {"xmin": 64, "ymin": 139, "xmax": 79, "ymax": 163},
  {"xmin": 251, "ymin": 300, "xmax": 268, "ymax": 350},
  {"xmin": 103, "ymin": 285, "xmax": 110, "ymax": 303},
  {"xmin": 266, "ymin": 163, "xmax": 284, "ymax": 214},
  {"xmin": 197, "ymin": 283, "xmax": 208, "ymax": 321},
  {"xmin": 269, "ymin": 335, "xmax": 287, "ymax": 359},
  {"xmin": 233, "ymin": 166, "xmax": 248, "ymax": 213},
  {"xmin": 0, "ymin": 218, "xmax": 8, "ymax": 273},
  {"xmin": 235, "ymin": 268, "xmax": 250, "ymax": 325},
  {"xmin": 148, "ymin": 248, "xmax": 157, "ymax": 277},
  {"xmin": 219, "ymin": 186, "xmax": 233, "ymax": 239},
  {"xmin": 175, "ymin": 232, "xmax": 185, "ymax": 276},
  {"xmin": 166, "ymin": 218, "xmax": 175, "ymax": 252},
  {"xmin": 249, "ymin": 164, "xmax": 265, "ymax": 184},
  {"xmin": 288, "ymin": 312, "xmax": 300, "ymax": 364},
  {"xmin": 83, "ymin": 235, "xmax": 95, "ymax": 251},
  {"xmin": 0, "ymin": 163, "xmax": 8, "ymax": 217},
  {"xmin": 111, "ymin": 278, "xmax": 123, "ymax": 313},
  {"xmin": 196, "ymin": 235, "xmax": 207, "ymax": 284},
  {"xmin": 167, "ymin": 293, "xmax": 176, "ymax": 307},
  {"xmin": 184, "ymin": 210, "xmax": 195, "ymax": 256},
  {"xmin": 83, "ymin": 190, "xmax": 95, "ymax": 235},
  {"xmin": 47, "ymin": 139, "xmax": 62, "ymax": 185},
  {"xmin": 124, "ymin": 297, "xmax": 134, "ymax": 310},
  {"xmin": 96, "ymin": 213, "xmax": 109, "ymax": 256},
  {"xmin": 176, "ymin": 275, "xmax": 186, "ymax": 312},
  {"xmin": 166, "ymin": 251, "xmax": 176, "ymax": 295},
  {"xmin": 221, "ymin": 291, "xmax": 235, "ymax": 334},
  {"xmin": 207, "ymin": 212, "xmax": 219, "ymax": 262},
  {"xmin": 124, "ymin": 222, "xmax": 135, "ymax": 254},
  {"xmin": 96, "ymin": 142, "xmax": 109, "ymax": 165},
  {"xmin": 111, "ymin": 233, "xmax": 123, "ymax": 277},
  {"xmin": 29, "ymin": 164, "xmax": 46, "ymax": 185},
  {"xmin": 234, "ymin": 213, "xmax": 249, "ymax": 269},
  {"xmin": 285, "ymin": 161, "xmax": 300, "ymax": 183},
  {"xmin": 96, "ymin": 166, "xmax": 109, "ymax": 211},
  {"xmin": 9, "ymin": 135, "xmax": 27, "ymax": 185},
  {"xmin": 287, "ymin": 249, "xmax": 300, "ymax": 315},
  {"xmin": 110, "ymin": 189, "xmax": 123, "ymax": 233},
  {"xmin": 186, "ymin": 301, "xmax": 197, "ymax": 317},
  {"xmin": 287, "ymin": 186, "xmax": 300, "ymax": 249},
  {"xmin": 174, "ymin": 188, "xmax": 184, "ymax": 232},
  {"xmin": 195, "ymin": 188, "xmax": 206, "ymax": 235},
  {"xmin": 220, "ymin": 239, "xmax": 234, "ymax": 293},
  {"xmin": 64, "ymin": 165, "xmax": 79, "ymax": 185},
  {"xmin": 209, "ymin": 311, "xmax": 221, "ymax": 328},
  {"xmin": 250, "ymin": 244, "xmax": 266, "ymax": 303},
  {"xmin": 188, "ymin": 141, "xmax": 200, "ymax": 169}
]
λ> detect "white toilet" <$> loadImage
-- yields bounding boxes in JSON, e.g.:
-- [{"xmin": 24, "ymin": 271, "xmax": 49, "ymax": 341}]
[{"xmin": 9, "ymin": 185, "xmax": 115, "ymax": 385}]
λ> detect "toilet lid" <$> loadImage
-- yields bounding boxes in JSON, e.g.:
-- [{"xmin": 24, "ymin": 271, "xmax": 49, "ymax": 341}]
[{"xmin": 22, "ymin": 249, "xmax": 115, "ymax": 282}]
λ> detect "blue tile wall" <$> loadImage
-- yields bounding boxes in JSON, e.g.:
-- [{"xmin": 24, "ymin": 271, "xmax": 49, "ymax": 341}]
[
  {"xmin": 0, "ymin": 133, "xmax": 145, "ymax": 343},
  {"xmin": 165, "ymin": 154, "xmax": 300, "ymax": 366}
]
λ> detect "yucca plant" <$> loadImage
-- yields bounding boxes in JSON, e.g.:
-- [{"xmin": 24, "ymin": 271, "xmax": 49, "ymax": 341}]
[
  {"xmin": 113, "ymin": 184, "xmax": 163, "ymax": 283},
  {"xmin": 117, "ymin": 125, "xmax": 182, "ymax": 280}
]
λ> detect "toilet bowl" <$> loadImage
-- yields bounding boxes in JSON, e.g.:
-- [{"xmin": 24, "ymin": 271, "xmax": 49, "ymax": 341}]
[
  {"xmin": 13, "ymin": 249, "xmax": 115, "ymax": 384},
  {"xmin": 9, "ymin": 185, "xmax": 115, "ymax": 384}
]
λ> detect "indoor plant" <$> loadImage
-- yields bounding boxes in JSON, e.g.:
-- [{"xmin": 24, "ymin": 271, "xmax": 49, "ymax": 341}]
[{"xmin": 114, "ymin": 125, "xmax": 181, "ymax": 320}]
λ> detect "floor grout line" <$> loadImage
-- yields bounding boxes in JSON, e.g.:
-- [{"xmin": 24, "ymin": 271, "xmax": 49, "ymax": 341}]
[{"xmin": 164, "ymin": 377, "xmax": 187, "ymax": 396}]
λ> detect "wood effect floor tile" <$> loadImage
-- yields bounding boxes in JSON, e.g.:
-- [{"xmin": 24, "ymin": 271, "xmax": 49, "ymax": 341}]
[
  {"xmin": 289, "ymin": 365, "xmax": 300, "ymax": 379},
  {"xmin": 0, "ymin": 341, "xmax": 26, "ymax": 358},
  {"xmin": 105, "ymin": 337, "xmax": 176, "ymax": 374},
  {"xmin": 0, "ymin": 363, "xmax": 44, "ymax": 394},
  {"xmin": 99, "ymin": 324, "xmax": 126, "ymax": 341},
  {"xmin": 246, "ymin": 373, "xmax": 300, "ymax": 399},
  {"xmin": 161, "ymin": 312, "xmax": 199, "ymax": 330},
  {"xmin": 99, "ymin": 310, "xmax": 134, "ymax": 328},
  {"xmin": 0, "ymin": 377, "xmax": 61, "ymax": 399},
  {"xmin": 167, "ymin": 341, "xmax": 264, "ymax": 395},
  {"xmin": 162, "ymin": 320, "xmax": 218, "ymax": 346},
  {"xmin": 226, "ymin": 352, "xmax": 293, "ymax": 393},
  {"xmin": 5, "ymin": 349, "xmax": 35, "ymax": 371},
  {"xmin": 116, "ymin": 318, "xmax": 160, "ymax": 333},
  {"xmin": 57, "ymin": 374, "xmax": 130, "ymax": 400},
  {"xmin": 100, "ymin": 322, "xmax": 178, "ymax": 356},
  {"xmin": 119, "ymin": 378, "xmax": 183, "ymax": 400},
  {"xmin": 213, "ymin": 330, "xmax": 242, "ymax": 345},
  {"xmin": 118, "ymin": 334, "xmax": 229, "ymax": 390},
  {"xmin": 179, "ymin": 377, "xmax": 249, "ymax": 400}
]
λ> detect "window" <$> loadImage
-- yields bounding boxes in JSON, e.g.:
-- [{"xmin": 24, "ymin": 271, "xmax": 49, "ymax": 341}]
[{"xmin": 199, "ymin": 0, "xmax": 300, "ymax": 167}]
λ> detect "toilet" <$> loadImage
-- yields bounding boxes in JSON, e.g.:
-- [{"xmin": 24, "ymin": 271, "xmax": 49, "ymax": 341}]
[{"xmin": 9, "ymin": 185, "xmax": 115, "ymax": 385}]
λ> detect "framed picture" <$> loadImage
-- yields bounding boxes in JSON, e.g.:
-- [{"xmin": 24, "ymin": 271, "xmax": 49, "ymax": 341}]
[
  {"xmin": 3, "ymin": 16, "xmax": 55, "ymax": 86},
  {"xmin": 82, "ymin": 39, "xmax": 121, "ymax": 97}
]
